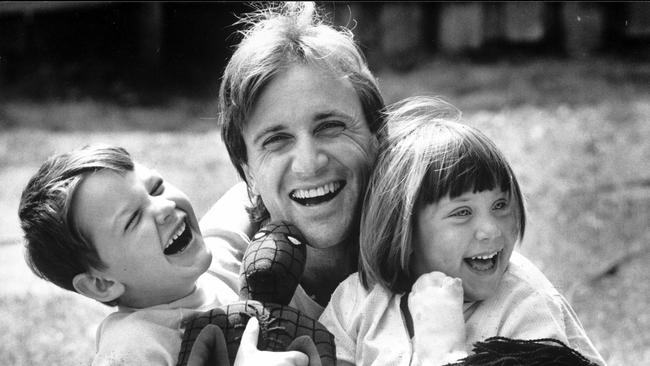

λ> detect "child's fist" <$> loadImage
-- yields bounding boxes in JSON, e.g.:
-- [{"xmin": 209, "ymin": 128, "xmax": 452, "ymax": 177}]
[
  {"xmin": 409, "ymin": 272, "xmax": 467, "ymax": 365},
  {"xmin": 409, "ymin": 271, "xmax": 463, "ymax": 317}
]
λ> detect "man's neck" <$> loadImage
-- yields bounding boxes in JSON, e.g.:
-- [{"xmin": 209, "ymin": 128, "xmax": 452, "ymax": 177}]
[{"xmin": 300, "ymin": 240, "xmax": 357, "ymax": 306}]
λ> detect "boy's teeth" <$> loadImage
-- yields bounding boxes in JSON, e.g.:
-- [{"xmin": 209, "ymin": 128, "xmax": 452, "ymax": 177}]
[{"xmin": 166, "ymin": 222, "xmax": 186, "ymax": 248}]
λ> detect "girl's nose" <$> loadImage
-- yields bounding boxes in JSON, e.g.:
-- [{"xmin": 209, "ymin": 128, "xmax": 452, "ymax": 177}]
[
  {"xmin": 291, "ymin": 138, "xmax": 328, "ymax": 176},
  {"xmin": 153, "ymin": 197, "xmax": 176, "ymax": 225},
  {"xmin": 475, "ymin": 218, "xmax": 502, "ymax": 242}
]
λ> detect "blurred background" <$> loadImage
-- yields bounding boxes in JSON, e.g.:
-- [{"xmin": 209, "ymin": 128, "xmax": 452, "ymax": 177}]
[{"xmin": 0, "ymin": 2, "xmax": 649, "ymax": 365}]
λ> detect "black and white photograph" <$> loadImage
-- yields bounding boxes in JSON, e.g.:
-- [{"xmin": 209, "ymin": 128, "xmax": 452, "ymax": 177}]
[{"xmin": 0, "ymin": 2, "xmax": 648, "ymax": 365}]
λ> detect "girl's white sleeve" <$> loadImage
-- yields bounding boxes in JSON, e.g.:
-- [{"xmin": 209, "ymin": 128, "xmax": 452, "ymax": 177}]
[
  {"xmin": 493, "ymin": 279, "xmax": 607, "ymax": 365},
  {"xmin": 319, "ymin": 274, "xmax": 363, "ymax": 365}
]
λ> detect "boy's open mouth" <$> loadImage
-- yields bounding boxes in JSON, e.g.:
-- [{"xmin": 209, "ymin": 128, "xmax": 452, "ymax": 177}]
[
  {"xmin": 464, "ymin": 250, "xmax": 500, "ymax": 272},
  {"xmin": 164, "ymin": 220, "xmax": 193, "ymax": 255},
  {"xmin": 289, "ymin": 181, "xmax": 345, "ymax": 206}
]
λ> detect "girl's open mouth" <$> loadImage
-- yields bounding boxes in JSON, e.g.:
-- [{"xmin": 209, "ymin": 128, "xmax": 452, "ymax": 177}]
[{"xmin": 464, "ymin": 250, "xmax": 500, "ymax": 273}]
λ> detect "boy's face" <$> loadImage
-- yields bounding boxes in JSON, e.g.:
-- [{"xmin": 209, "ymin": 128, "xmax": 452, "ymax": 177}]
[
  {"xmin": 73, "ymin": 164, "xmax": 211, "ymax": 308},
  {"xmin": 411, "ymin": 189, "xmax": 519, "ymax": 302}
]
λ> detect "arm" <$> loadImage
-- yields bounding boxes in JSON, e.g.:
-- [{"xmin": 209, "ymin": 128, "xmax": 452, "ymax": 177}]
[
  {"xmin": 496, "ymin": 290, "xmax": 606, "ymax": 366},
  {"xmin": 200, "ymin": 182, "xmax": 257, "ymax": 239},
  {"xmin": 93, "ymin": 313, "xmax": 181, "ymax": 366},
  {"xmin": 492, "ymin": 253, "xmax": 606, "ymax": 365},
  {"xmin": 200, "ymin": 182, "xmax": 259, "ymax": 293},
  {"xmin": 318, "ymin": 277, "xmax": 361, "ymax": 366},
  {"xmin": 408, "ymin": 272, "xmax": 467, "ymax": 366}
]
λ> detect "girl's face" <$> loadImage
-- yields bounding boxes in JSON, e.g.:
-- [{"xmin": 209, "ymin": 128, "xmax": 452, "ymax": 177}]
[{"xmin": 411, "ymin": 189, "xmax": 519, "ymax": 302}]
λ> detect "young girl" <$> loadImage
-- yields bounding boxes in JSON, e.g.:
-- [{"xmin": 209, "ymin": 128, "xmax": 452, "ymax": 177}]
[{"xmin": 319, "ymin": 97, "xmax": 606, "ymax": 366}]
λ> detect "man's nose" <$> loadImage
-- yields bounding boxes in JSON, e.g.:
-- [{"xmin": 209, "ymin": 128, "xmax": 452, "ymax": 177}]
[{"xmin": 291, "ymin": 138, "xmax": 328, "ymax": 176}]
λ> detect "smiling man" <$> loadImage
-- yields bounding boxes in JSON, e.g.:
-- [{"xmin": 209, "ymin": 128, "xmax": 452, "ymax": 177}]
[{"xmin": 199, "ymin": 2, "xmax": 385, "ymax": 320}]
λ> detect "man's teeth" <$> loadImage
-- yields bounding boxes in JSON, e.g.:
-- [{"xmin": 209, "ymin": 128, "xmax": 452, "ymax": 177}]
[
  {"xmin": 165, "ymin": 221, "xmax": 186, "ymax": 249},
  {"xmin": 292, "ymin": 182, "xmax": 340, "ymax": 199}
]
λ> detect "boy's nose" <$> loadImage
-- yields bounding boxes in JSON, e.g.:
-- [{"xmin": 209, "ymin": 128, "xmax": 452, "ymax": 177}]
[{"xmin": 153, "ymin": 197, "xmax": 176, "ymax": 225}]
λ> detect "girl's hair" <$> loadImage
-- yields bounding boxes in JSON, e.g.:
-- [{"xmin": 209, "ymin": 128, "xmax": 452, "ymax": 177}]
[
  {"xmin": 219, "ymin": 1, "xmax": 385, "ymax": 223},
  {"xmin": 19, "ymin": 144, "xmax": 134, "ymax": 305},
  {"xmin": 359, "ymin": 97, "xmax": 526, "ymax": 292}
]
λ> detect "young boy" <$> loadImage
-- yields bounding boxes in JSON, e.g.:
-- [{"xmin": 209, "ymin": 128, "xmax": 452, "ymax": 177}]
[{"xmin": 19, "ymin": 144, "xmax": 308, "ymax": 366}]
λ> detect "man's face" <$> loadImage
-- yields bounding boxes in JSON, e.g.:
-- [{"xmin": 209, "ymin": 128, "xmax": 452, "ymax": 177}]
[{"xmin": 242, "ymin": 64, "xmax": 377, "ymax": 249}]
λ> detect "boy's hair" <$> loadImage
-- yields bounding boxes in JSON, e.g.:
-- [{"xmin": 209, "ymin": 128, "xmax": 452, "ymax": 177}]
[
  {"xmin": 359, "ymin": 97, "xmax": 527, "ymax": 292},
  {"xmin": 18, "ymin": 145, "xmax": 134, "ymax": 302},
  {"xmin": 219, "ymin": 1, "xmax": 385, "ymax": 223}
]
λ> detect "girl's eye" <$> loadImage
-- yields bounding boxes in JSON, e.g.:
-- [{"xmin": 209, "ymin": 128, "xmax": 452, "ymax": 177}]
[
  {"xmin": 493, "ymin": 199, "xmax": 508, "ymax": 210},
  {"xmin": 450, "ymin": 208, "xmax": 472, "ymax": 217},
  {"xmin": 262, "ymin": 134, "xmax": 291, "ymax": 150},
  {"xmin": 315, "ymin": 121, "xmax": 345, "ymax": 136}
]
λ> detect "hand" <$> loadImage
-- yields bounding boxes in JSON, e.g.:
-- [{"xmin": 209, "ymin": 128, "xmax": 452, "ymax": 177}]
[
  {"xmin": 234, "ymin": 318, "xmax": 310, "ymax": 366},
  {"xmin": 409, "ymin": 272, "xmax": 466, "ymax": 366},
  {"xmin": 409, "ymin": 271, "xmax": 464, "ymax": 320}
]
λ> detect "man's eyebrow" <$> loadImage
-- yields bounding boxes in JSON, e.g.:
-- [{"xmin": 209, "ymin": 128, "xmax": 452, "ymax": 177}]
[{"xmin": 314, "ymin": 110, "xmax": 354, "ymax": 121}]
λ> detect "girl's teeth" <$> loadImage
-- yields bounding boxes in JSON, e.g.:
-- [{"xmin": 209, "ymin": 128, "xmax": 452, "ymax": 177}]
[{"xmin": 472, "ymin": 252, "xmax": 498, "ymax": 260}]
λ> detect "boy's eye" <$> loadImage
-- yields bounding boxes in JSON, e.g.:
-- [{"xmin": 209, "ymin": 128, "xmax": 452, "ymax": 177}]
[
  {"xmin": 125, "ymin": 210, "xmax": 140, "ymax": 232},
  {"xmin": 150, "ymin": 179, "xmax": 164, "ymax": 196}
]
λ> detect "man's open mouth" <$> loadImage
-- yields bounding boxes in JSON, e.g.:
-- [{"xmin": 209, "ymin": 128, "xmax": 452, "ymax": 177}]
[
  {"xmin": 163, "ymin": 219, "xmax": 193, "ymax": 255},
  {"xmin": 289, "ymin": 181, "xmax": 345, "ymax": 206},
  {"xmin": 464, "ymin": 250, "xmax": 501, "ymax": 272}
]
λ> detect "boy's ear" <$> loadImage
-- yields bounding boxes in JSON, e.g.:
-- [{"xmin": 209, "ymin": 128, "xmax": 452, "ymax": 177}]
[
  {"xmin": 242, "ymin": 164, "xmax": 259, "ymax": 196},
  {"xmin": 72, "ymin": 271, "xmax": 125, "ymax": 303}
]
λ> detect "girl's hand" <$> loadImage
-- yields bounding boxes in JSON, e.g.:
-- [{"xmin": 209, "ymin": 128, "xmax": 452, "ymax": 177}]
[
  {"xmin": 409, "ymin": 272, "xmax": 466, "ymax": 365},
  {"xmin": 409, "ymin": 271, "xmax": 464, "ymax": 318},
  {"xmin": 234, "ymin": 318, "xmax": 310, "ymax": 366}
]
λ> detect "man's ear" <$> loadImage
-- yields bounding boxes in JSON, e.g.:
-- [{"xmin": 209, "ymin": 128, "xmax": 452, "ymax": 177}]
[
  {"xmin": 72, "ymin": 271, "xmax": 125, "ymax": 303},
  {"xmin": 242, "ymin": 164, "xmax": 259, "ymax": 196}
]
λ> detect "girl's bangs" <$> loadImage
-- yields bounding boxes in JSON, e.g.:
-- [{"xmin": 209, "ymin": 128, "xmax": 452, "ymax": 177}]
[{"xmin": 420, "ymin": 137, "xmax": 514, "ymax": 204}]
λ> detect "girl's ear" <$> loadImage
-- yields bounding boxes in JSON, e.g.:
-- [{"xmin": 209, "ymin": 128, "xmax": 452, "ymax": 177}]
[
  {"xmin": 242, "ymin": 164, "xmax": 259, "ymax": 196},
  {"xmin": 72, "ymin": 271, "xmax": 125, "ymax": 303}
]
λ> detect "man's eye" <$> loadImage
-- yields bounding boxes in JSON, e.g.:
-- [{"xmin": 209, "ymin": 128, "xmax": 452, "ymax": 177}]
[
  {"xmin": 316, "ymin": 121, "xmax": 345, "ymax": 136},
  {"xmin": 262, "ymin": 134, "xmax": 291, "ymax": 150}
]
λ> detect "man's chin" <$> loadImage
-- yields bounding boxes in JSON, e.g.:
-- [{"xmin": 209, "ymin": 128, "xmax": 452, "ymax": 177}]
[{"xmin": 301, "ymin": 225, "xmax": 352, "ymax": 250}]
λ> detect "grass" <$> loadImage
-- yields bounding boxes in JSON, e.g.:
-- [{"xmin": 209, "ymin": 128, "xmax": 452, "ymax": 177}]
[{"xmin": 1, "ymin": 56, "xmax": 649, "ymax": 365}]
